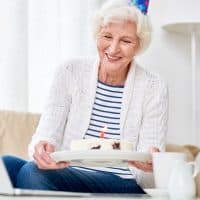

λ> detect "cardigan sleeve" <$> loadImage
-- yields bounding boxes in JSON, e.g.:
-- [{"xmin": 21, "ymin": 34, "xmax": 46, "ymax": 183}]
[
  {"xmin": 28, "ymin": 63, "xmax": 73, "ymax": 159},
  {"xmin": 136, "ymin": 76, "xmax": 169, "ymax": 152}
]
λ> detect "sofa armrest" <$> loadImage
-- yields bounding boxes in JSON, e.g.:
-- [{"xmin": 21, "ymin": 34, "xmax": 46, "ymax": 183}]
[
  {"xmin": 0, "ymin": 110, "xmax": 40, "ymax": 160},
  {"xmin": 166, "ymin": 143, "xmax": 195, "ymax": 162}
]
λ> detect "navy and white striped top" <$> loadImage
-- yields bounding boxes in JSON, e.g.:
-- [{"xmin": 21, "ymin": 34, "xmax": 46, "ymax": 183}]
[{"xmin": 73, "ymin": 80, "xmax": 133, "ymax": 179}]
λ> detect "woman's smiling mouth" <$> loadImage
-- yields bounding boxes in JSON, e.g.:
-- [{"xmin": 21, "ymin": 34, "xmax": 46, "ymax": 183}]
[{"xmin": 106, "ymin": 54, "xmax": 122, "ymax": 62}]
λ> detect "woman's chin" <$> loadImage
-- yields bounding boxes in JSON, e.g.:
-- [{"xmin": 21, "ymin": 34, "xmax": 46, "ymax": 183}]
[{"xmin": 103, "ymin": 63, "xmax": 121, "ymax": 71}]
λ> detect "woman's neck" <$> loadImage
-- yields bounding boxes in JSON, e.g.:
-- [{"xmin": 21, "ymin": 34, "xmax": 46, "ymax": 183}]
[{"xmin": 98, "ymin": 64, "xmax": 130, "ymax": 85}]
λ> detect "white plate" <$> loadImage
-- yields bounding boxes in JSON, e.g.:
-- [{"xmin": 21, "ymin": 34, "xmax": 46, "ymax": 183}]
[
  {"xmin": 144, "ymin": 189, "xmax": 168, "ymax": 197},
  {"xmin": 50, "ymin": 150, "xmax": 151, "ymax": 167}
]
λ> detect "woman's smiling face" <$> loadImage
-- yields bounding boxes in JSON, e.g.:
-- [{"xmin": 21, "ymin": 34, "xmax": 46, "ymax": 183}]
[{"xmin": 97, "ymin": 21, "xmax": 139, "ymax": 74}]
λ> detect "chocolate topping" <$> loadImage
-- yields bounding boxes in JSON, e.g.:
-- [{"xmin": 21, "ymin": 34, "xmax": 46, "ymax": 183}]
[
  {"xmin": 112, "ymin": 142, "xmax": 120, "ymax": 149},
  {"xmin": 91, "ymin": 145, "xmax": 101, "ymax": 149}
]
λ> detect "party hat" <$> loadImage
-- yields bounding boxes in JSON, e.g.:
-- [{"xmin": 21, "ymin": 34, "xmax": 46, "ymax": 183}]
[{"xmin": 128, "ymin": 0, "xmax": 150, "ymax": 15}]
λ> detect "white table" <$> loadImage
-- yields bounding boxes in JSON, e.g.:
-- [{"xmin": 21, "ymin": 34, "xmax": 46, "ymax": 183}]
[
  {"xmin": 0, "ymin": 195, "xmax": 199, "ymax": 200},
  {"xmin": 0, "ymin": 196, "xmax": 165, "ymax": 200},
  {"xmin": 0, "ymin": 197, "xmax": 199, "ymax": 200},
  {"xmin": 0, "ymin": 190, "xmax": 199, "ymax": 200}
]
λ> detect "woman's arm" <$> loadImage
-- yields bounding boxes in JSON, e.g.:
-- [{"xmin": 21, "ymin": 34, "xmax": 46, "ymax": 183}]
[
  {"xmin": 137, "ymin": 77, "xmax": 168, "ymax": 152},
  {"xmin": 130, "ymin": 77, "xmax": 168, "ymax": 172},
  {"xmin": 28, "ymin": 63, "xmax": 74, "ymax": 160}
]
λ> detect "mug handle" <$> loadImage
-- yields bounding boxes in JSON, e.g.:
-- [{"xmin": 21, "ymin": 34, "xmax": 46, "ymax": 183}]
[{"xmin": 188, "ymin": 161, "xmax": 200, "ymax": 178}]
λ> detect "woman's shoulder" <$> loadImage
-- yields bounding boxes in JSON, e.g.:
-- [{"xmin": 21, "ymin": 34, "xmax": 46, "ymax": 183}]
[
  {"xmin": 135, "ymin": 63, "xmax": 168, "ymax": 90},
  {"xmin": 59, "ymin": 57, "xmax": 95, "ymax": 73}
]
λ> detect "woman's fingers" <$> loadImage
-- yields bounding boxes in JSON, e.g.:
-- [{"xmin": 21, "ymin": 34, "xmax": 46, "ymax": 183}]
[
  {"xmin": 34, "ymin": 141, "xmax": 55, "ymax": 168},
  {"xmin": 34, "ymin": 142, "xmax": 50, "ymax": 164},
  {"xmin": 128, "ymin": 146, "xmax": 160, "ymax": 172},
  {"xmin": 128, "ymin": 160, "xmax": 152, "ymax": 172},
  {"xmin": 33, "ymin": 141, "xmax": 70, "ymax": 169},
  {"xmin": 45, "ymin": 143, "xmax": 55, "ymax": 153},
  {"xmin": 34, "ymin": 153, "xmax": 70, "ymax": 169},
  {"xmin": 149, "ymin": 147, "xmax": 160, "ymax": 153},
  {"xmin": 56, "ymin": 161, "xmax": 70, "ymax": 169},
  {"xmin": 33, "ymin": 150, "xmax": 55, "ymax": 168},
  {"xmin": 41, "ymin": 142, "xmax": 55, "ymax": 163},
  {"xmin": 33, "ymin": 154, "xmax": 50, "ymax": 169}
]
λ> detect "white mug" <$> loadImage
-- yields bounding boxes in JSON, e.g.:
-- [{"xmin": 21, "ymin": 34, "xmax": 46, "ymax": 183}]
[{"xmin": 152, "ymin": 152, "xmax": 187, "ymax": 189}]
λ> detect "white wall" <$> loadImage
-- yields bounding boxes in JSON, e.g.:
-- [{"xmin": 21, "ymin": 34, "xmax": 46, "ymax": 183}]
[
  {"xmin": 0, "ymin": 0, "xmax": 28, "ymax": 111},
  {"xmin": 28, "ymin": 0, "xmax": 99, "ymax": 112},
  {"xmin": 28, "ymin": 0, "xmax": 61, "ymax": 112},
  {"xmin": 136, "ymin": 0, "xmax": 200, "ymax": 145}
]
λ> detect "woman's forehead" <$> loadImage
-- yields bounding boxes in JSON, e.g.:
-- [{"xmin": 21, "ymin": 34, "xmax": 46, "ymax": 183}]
[{"xmin": 99, "ymin": 21, "xmax": 138, "ymax": 37}]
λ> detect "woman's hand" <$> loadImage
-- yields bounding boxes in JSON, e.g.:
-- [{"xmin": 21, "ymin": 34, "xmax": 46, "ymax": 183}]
[
  {"xmin": 128, "ymin": 147, "xmax": 160, "ymax": 172},
  {"xmin": 33, "ymin": 141, "xmax": 70, "ymax": 170}
]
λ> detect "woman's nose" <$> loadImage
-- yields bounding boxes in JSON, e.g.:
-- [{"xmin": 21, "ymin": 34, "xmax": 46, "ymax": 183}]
[{"xmin": 107, "ymin": 40, "xmax": 120, "ymax": 54}]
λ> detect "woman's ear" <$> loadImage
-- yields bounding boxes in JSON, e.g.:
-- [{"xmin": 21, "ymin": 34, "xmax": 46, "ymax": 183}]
[{"xmin": 134, "ymin": 39, "xmax": 141, "ymax": 56}]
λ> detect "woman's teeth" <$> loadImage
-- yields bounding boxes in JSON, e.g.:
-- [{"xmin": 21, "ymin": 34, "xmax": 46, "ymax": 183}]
[{"xmin": 107, "ymin": 55, "xmax": 121, "ymax": 61}]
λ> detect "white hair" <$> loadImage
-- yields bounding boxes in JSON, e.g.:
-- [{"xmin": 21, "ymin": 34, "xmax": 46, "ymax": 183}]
[{"xmin": 92, "ymin": 0, "xmax": 152, "ymax": 55}]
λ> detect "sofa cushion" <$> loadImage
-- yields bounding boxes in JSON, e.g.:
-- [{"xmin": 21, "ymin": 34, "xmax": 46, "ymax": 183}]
[
  {"xmin": 166, "ymin": 143, "xmax": 195, "ymax": 162},
  {"xmin": 0, "ymin": 110, "xmax": 40, "ymax": 160}
]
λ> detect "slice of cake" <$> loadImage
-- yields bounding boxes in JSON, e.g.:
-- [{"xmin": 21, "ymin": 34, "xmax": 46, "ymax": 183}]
[{"xmin": 70, "ymin": 138, "xmax": 133, "ymax": 151}]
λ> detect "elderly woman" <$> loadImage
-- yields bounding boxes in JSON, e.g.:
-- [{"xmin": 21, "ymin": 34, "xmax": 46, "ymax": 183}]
[{"xmin": 3, "ymin": 0, "xmax": 168, "ymax": 194}]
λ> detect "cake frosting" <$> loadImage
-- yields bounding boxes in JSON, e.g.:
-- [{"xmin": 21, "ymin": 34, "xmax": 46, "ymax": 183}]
[{"xmin": 70, "ymin": 138, "xmax": 133, "ymax": 151}]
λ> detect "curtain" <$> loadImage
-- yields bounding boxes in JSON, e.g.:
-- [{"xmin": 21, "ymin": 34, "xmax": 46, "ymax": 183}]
[
  {"xmin": 0, "ymin": 0, "xmax": 101, "ymax": 112},
  {"xmin": 0, "ymin": 0, "xmax": 28, "ymax": 111}
]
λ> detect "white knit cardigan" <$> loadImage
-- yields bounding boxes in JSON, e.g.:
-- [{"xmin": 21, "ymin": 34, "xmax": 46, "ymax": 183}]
[{"xmin": 28, "ymin": 57, "xmax": 168, "ymax": 188}]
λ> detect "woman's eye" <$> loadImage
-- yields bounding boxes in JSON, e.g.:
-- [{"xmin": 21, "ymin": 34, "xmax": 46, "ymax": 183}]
[
  {"xmin": 103, "ymin": 35, "xmax": 112, "ymax": 39},
  {"xmin": 122, "ymin": 40, "xmax": 131, "ymax": 44}
]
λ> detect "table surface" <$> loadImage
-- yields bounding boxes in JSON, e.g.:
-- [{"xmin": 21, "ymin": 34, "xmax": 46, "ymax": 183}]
[
  {"xmin": 0, "ymin": 197, "xmax": 199, "ymax": 200},
  {"xmin": 0, "ymin": 196, "xmax": 165, "ymax": 200},
  {"xmin": 0, "ymin": 193, "xmax": 199, "ymax": 200}
]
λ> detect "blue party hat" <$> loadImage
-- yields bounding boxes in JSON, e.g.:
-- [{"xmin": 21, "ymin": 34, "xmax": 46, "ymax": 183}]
[{"xmin": 128, "ymin": 0, "xmax": 150, "ymax": 15}]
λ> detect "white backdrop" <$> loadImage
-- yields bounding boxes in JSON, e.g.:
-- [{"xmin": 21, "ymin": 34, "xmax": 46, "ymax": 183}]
[
  {"xmin": 0, "ymin": 0, "xmax": 28, "ymax": 111},
  {"xmin": 138, "ymin": 0, "xmax": 200, "ymax": 145},
  {"xmin": 0, "ymin": 0, "xmax": 101, "ymax": 112},
  {"xmin": 0, "ymin": 0, "xmax": 200, "ymax": 145},
  {"xmin": 28, "ymin": 0, "xmax": 101, "ymax": 112}
]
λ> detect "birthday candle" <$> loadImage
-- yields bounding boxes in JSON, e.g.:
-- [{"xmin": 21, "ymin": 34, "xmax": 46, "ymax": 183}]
[{"xmin": 100, "ymin": 126, "xmax": 107, "ymax": 138}]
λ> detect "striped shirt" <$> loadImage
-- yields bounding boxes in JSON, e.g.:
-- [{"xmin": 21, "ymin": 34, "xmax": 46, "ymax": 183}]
[{"xmin": 73, "ymin": 80, "xmax": 133, "ymax": 179}]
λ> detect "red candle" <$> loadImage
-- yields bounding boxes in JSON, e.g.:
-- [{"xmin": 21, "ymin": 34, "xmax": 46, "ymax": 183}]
[{"xmin": 100, "ymin": 126, "xmax": 107, "ymax": 138}]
